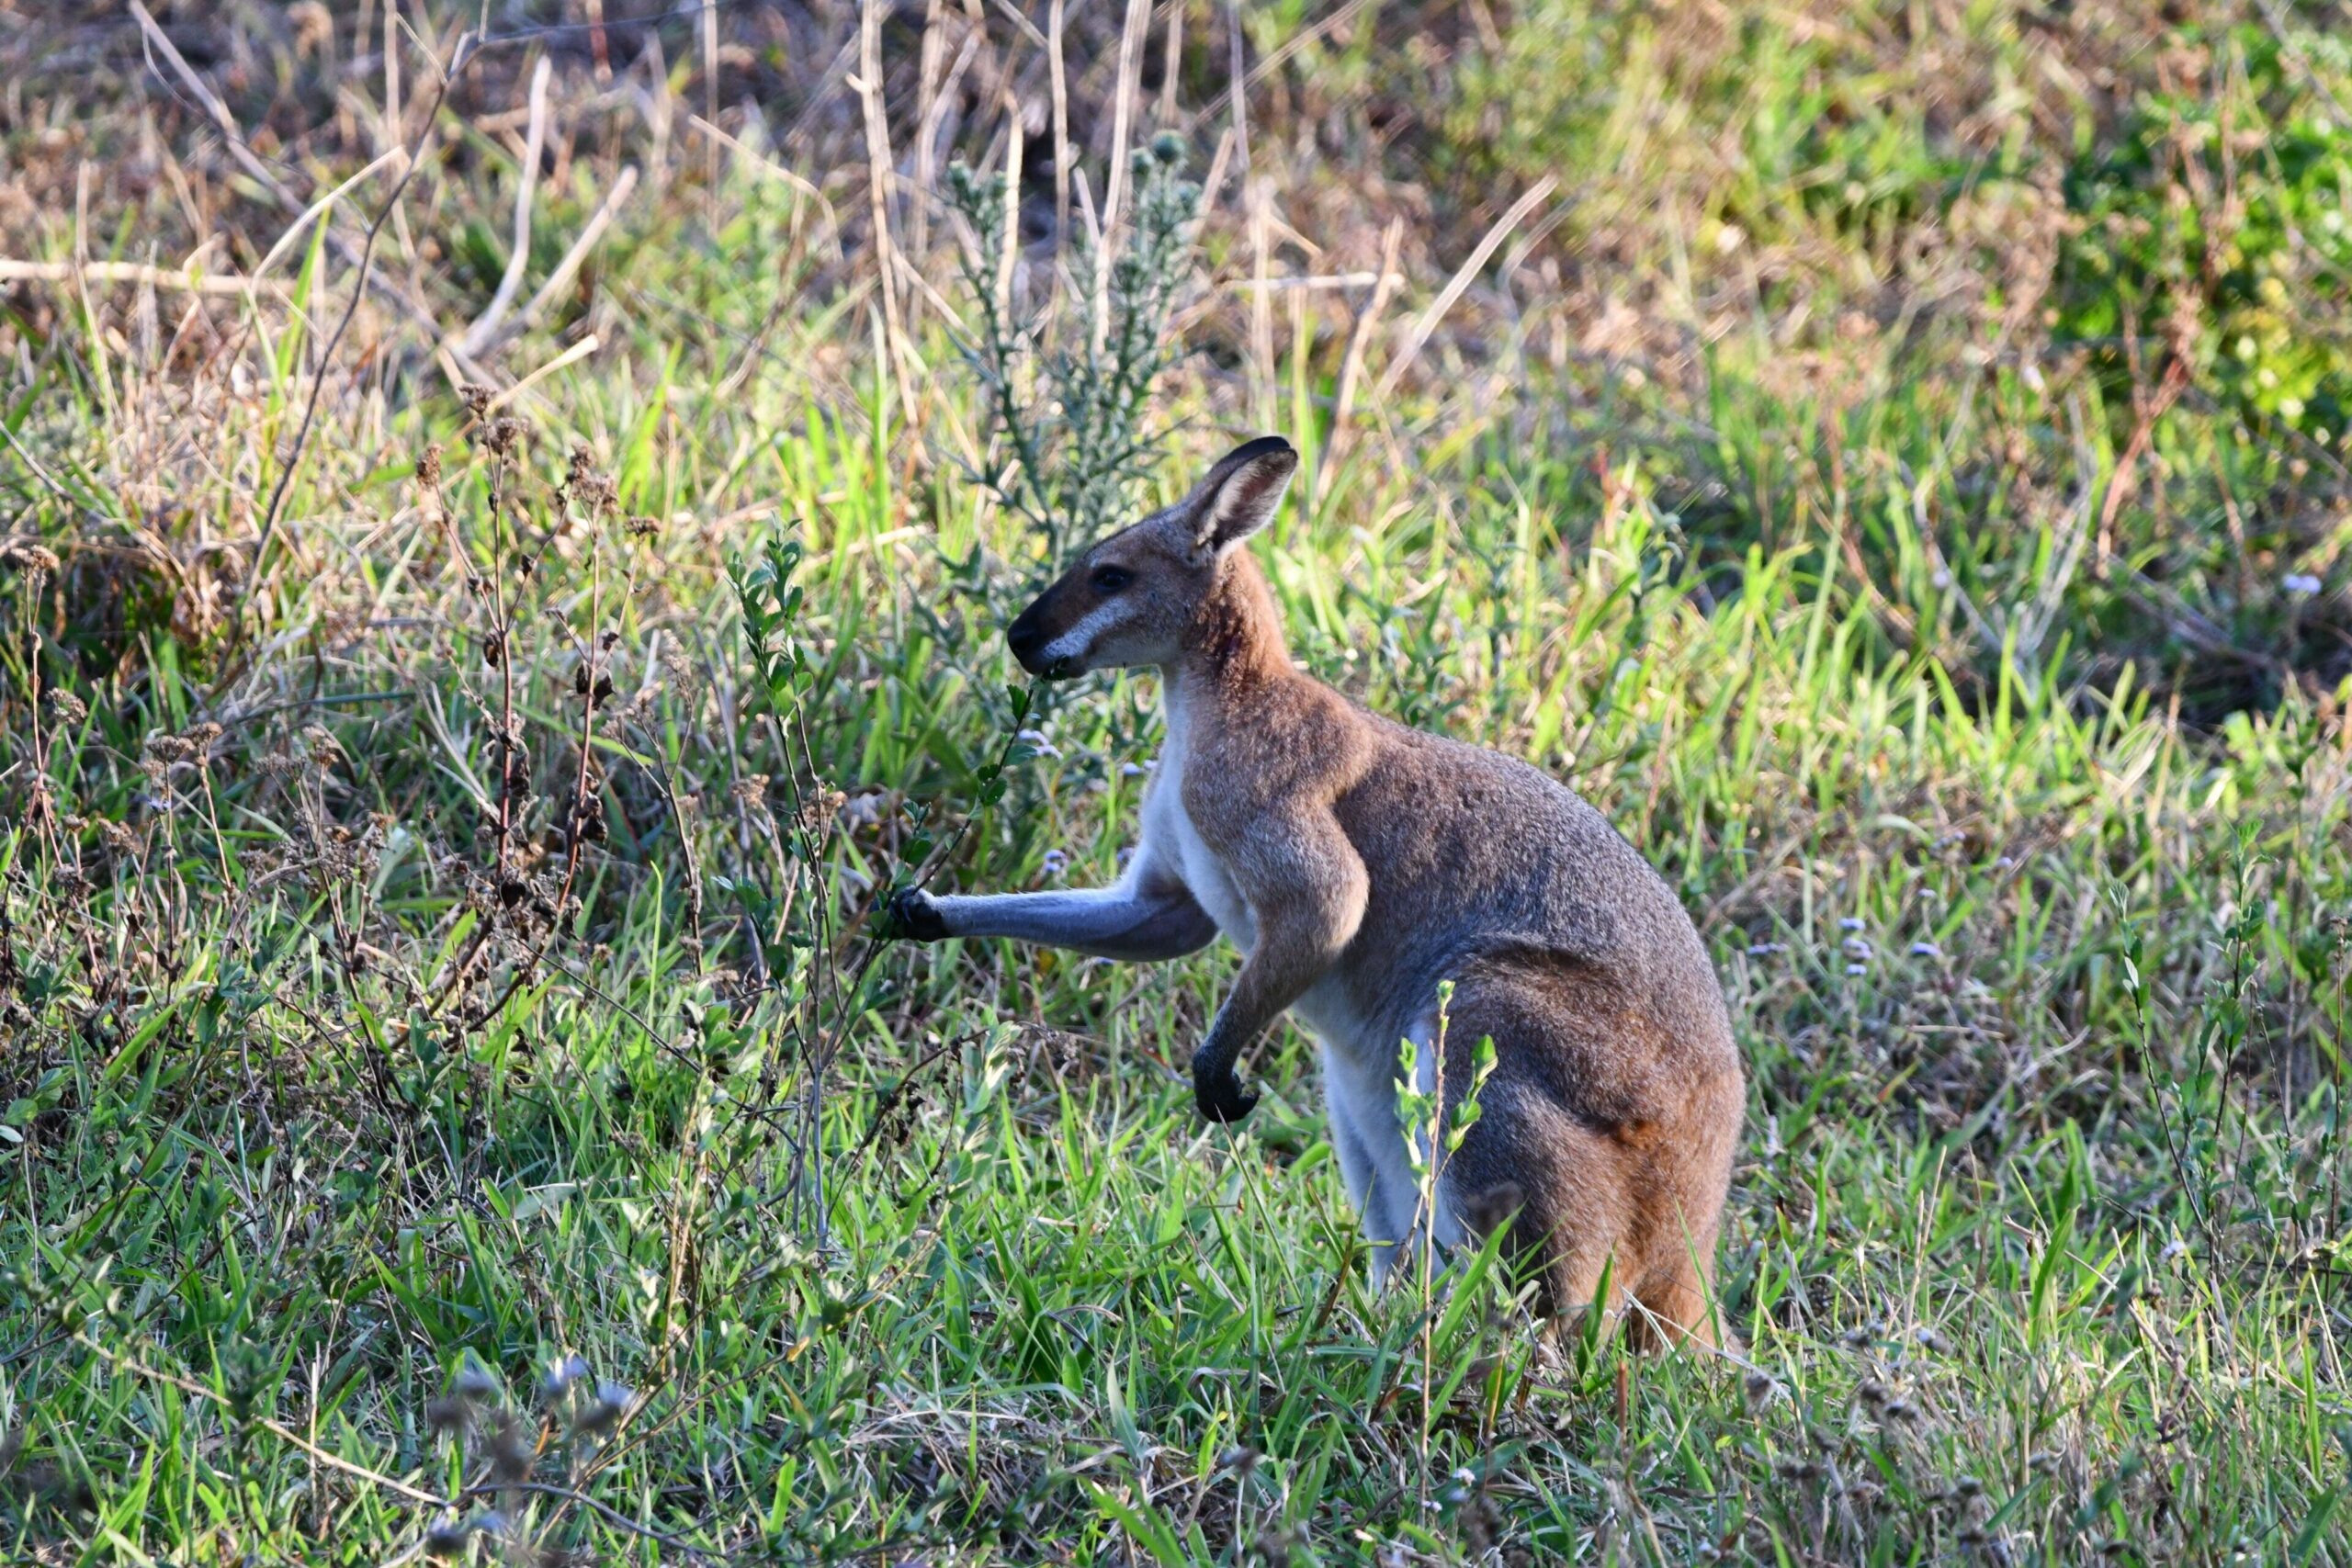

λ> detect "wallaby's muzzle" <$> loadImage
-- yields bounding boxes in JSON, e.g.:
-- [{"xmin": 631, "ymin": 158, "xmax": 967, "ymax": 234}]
[
  {"xmin": 1004, "ymin": 600, "xmax": 1049, "ymax": 672},
  {"xmin": 1004, "ymin": 581, "xmax": 1084, "ymax": 679}
]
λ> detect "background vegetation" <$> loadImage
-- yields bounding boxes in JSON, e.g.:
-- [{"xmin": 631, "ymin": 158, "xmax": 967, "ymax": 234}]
[{"xmin": 3, "ymin": 0, "xmax": 2350, "ymax": 1561}]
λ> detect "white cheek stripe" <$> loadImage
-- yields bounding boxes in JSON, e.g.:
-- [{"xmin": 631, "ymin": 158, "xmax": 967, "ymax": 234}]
[{"xmin": 1038, "ymin": 599, "xmax": 1134, "ymax": 664}]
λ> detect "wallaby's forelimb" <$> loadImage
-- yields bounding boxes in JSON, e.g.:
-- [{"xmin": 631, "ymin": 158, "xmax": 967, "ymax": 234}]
[
  {"xmin": 892, "ymin": 874, "xmax": 1216, "ymax": 962},
  {"xmin": 1188, "ymin": 808, "xmax": 1368, "ymax": 1122}
]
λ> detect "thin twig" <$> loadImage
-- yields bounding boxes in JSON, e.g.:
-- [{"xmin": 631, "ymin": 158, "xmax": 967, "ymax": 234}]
[
  {"xmin": 686, "ymin": 116, "xmax": 842, "ymax": 261},
  {"xmin": 0, "ymin": 259, "xmax": 290, "ymax": 297},
  {"xmin": 239, "ymin": 30, "xmax": 477, "ymax": 633},
  {"xmin": 1317, "ymin": 218, "xmax": 1403, "ymax": 509},
  {"xmin": 854, "ymin": 0, "xmax": 922, "ymax": 423},
  {"xmin": 457, "ymin": 56, "xmax": 553, "ymax": 357},
  {"xmin": 130, "ymin": 2, "xmax": 301, "ymax": 209},
  {"xmin": 1374, "ymin": 175, "xmax": 1557, "ymax": 401},
  {"xmin": 1049, "ymin": 0, "xmax": 1072, "ymax": 246}
]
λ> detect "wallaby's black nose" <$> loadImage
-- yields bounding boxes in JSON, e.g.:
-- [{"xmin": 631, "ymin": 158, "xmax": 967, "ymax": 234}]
[{"xmin": 1006, "ymin": 615, "xmax": 1044, "ymax": 666}]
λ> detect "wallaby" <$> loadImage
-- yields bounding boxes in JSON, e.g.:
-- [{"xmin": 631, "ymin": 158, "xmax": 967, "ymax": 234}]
[{"xmin": 892, "ymin": 436, "xmax": 1743, "ymax": 1345}]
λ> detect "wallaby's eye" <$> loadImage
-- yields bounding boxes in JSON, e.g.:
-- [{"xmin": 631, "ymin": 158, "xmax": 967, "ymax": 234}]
[{"xmin": 1091, "ymin": 566, "xmax": 1133, "ymax": 595}]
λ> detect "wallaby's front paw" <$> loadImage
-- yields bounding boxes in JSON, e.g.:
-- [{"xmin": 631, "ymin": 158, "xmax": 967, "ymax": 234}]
[
  {"xmin": 1193, "ymin": 1056, "xmax": 1260, "ymax": 1123},
  {"xmin": 884, "ymin": 887, "xmax": 949, "ymax": 942}
]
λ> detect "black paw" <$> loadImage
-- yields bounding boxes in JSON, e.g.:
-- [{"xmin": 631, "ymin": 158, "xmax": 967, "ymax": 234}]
[
  {"xmin": 884, "ymin": 887, "xmax": 948, "ymax": 942},
  {"xmin": 1193, "ymin": 1056, "xmax": 1260, "ymax": 1124}
]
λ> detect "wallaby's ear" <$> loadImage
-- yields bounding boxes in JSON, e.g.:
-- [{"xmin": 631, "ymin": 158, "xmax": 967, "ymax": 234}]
[{"xmin": 1188, "ymin": 435, "xmax": 1298, "ymax": 557}]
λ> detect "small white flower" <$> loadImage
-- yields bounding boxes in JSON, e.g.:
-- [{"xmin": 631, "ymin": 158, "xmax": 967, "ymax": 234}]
[
  {"xmin": 1839, "ymin": 916, "xmax": 1865, "ymax": 931},
  {"xmin": 1846, "ymin": 962, "xmax": 1868, "ymax": 976},
  {"xmin": 1120, "ymin": 761, "xmax": 1147, "ymax": 777},
  {"xmin": 1746, "ymin": 942, "xmax": 1786, "ymax": 958},
  {"xmin": 1844, "ymin": 936, "xmax": 1874, "ymax": 958},
  {"xmin": 2159, "ymin": 1237, "xmax": 2188, "ymax": 1263},
  {"xmin": 2283, "ymin": 572, "xmax": 2324, "ymax": 595},
  {"xmin": 1909, "ymin": 941, "xmax": 1941, "ymax": 958},
  {"xmin": 1016, "ymin": 728, "xmax": 1062, "ymax": 759},
  {"xmin": 1041, "ymin": 849, "xmax": 1069, "ymax": 877}
]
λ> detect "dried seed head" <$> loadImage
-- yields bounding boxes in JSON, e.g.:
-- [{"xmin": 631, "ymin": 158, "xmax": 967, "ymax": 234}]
[
  {"xmin": 44, "ymin": 688, "xmax": 87, "ymax": 726},
  {"xmin": 573, "ymin": 1381, "xmax": 631, "ymax": 1434},
  {"xmin": 449, "ymin": 1362, "xmax": 499, "ymax": 1404},
  {"xmin": 424, "ymin": 1515, "xmax": 472, "ymax": 1559},
  {"xmin": 416, "ymin": 442, "xmax": 445, "ymax": 488},
  {"xmin": 487, "ymin": 1412, "xmax": 535, "ymax": 1483},
  {"xmin": 564, "ymin": 445, "xmax": 618, "ymax": 515},
  {"xmin": 2, "ymin": 541, "xmax": 61, "ymax": 576},
  {"xmin": 488, "ymin": 416, "xmax": 526, "ymax": 457},
  {"xmin": 539, "ymin": 1353, "xmax": 591, "ymax": 1404},
  {"xmin": 459, "ymin": 385, "xmax": 492, "ymax": 420},
  {"xmin": 424, "ymin": 1396, "xmax": 469, "ymax": 1436}
]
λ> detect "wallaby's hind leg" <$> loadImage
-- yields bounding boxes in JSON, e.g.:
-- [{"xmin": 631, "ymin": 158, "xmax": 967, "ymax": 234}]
[
  {"xmin": 1442, "ymin": 1074, "xmax": 1634, "ymax": 1329},
  {"xmin": 1436, "ymin": 974, "xmax": 1733, "ymax": 1348},
  {"xmin": 1623, "ymin": 1066, "xmax": 1741, "ymax": 1349},
  {"xmin": 1623, "ymin": 1227, "xmax": 1723, "ymax": 1350}
]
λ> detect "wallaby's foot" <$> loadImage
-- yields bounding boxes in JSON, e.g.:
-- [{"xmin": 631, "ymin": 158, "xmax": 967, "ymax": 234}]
[
  {"xmin": 1193, "ymin": 1053, "xmax": 1260, "ymax": 1123},
  {"xmin": 885, "ymin": 887, "xmax": 949, "ymax": 942}
]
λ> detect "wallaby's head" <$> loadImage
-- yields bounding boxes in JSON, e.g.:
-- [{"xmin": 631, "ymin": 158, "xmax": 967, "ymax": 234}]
[{"xmin": 1006, "ymin": 436, "xmax": 1298, "ymax": 680}]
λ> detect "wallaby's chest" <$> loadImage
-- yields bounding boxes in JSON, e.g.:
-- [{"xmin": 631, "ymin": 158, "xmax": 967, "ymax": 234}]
[{"xmin": 1147, "ymin": 695, "xmax": 1257, "ymax": 951}]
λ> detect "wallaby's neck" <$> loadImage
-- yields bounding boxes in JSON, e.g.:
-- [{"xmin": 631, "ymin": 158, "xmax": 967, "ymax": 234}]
[{"xmin": 1166, "ymin": 550, "xmax": 1292, "ymax": 717}]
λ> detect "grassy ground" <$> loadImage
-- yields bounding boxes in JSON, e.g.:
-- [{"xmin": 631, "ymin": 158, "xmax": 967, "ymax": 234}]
[{"xmin": 4, "ymin": 1, "xmax": 2351, "ymax": 1562}]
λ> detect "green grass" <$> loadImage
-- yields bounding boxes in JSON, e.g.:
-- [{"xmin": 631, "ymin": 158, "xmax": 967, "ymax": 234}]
[{"xmin": 4, "ymin": 2, "xmax": 2351, "ymax": 1562}]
